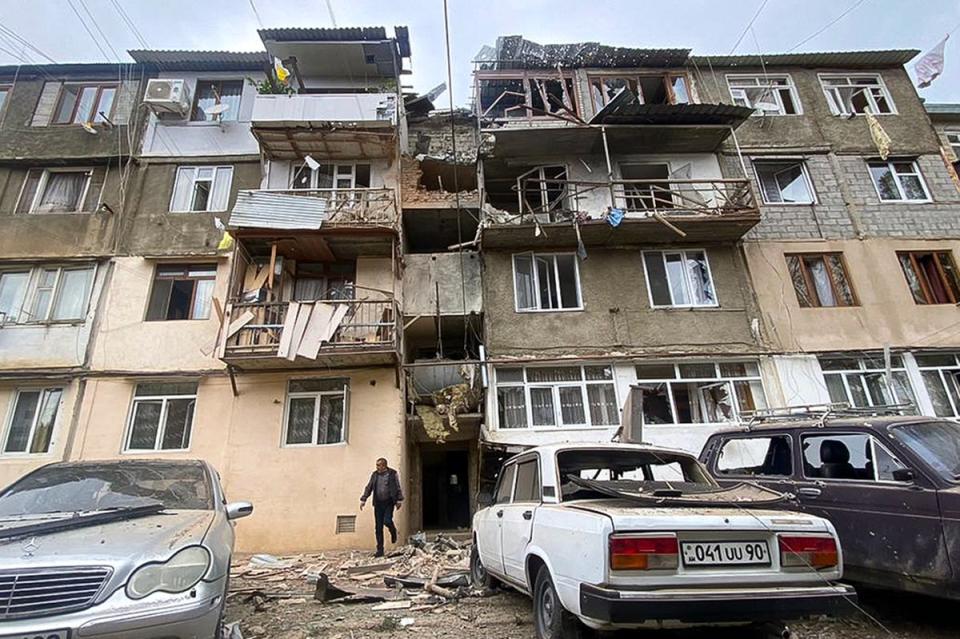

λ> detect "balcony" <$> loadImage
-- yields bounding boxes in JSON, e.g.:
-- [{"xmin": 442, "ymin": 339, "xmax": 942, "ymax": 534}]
[
  {"xmin": 229, "ymin": 188, "xmax": 398, "ymax": 232},
  {"xmin": 251, "ymin": 93, "xmax": 398, "ymax": 160},
  {"xmin": 483, "ymin": 177, "xmax": 760, "ymax": 248},
  {"xmin": 219, "ymin": 298, "xmax": 399, "ymax": 369}
]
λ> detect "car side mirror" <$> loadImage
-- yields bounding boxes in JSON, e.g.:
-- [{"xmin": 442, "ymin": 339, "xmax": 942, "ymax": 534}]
[
  {"xmin": 892, "ymin": 468, "xmax": 915, "ymax": 483},
  {"xmin": 477, "ymin": 492, "xmax": 493, "ymax": 508},
  {"xmin": 226, "ymin": 501, "xmax": 254, "ymax": 520}
]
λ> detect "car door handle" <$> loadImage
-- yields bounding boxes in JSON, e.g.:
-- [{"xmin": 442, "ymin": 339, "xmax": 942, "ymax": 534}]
[
  {"xmin": 496, "ymin": 510, "xmax": 503, "ymax": 518},
  {"xmin": 522, "ymin": 510, "xmax": 532, "ymax": 520},
  {"xmin": 798, "ymin": 487, "xmax": 821, "ymax": 497}
]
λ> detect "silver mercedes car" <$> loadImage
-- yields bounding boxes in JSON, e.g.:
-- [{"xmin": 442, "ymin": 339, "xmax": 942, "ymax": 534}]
[{"xmin": 0, "ymin": 459, "xmax": 252, "ymax": 639}]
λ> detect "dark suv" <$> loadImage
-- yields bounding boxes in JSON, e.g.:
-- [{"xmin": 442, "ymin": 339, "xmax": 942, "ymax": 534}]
[{"xmin": 699, "ymin": 415, "xmax": 960, "ymax": 600}]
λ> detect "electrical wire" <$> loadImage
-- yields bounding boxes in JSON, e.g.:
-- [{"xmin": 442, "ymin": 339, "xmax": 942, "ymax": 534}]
[
  {"xmin": 108, "ymin": 0, "xmax": 149, "ymax": 49},
  {"xmin": 76, "ymin": 0, "xmax": 121, "ymax": 61},
  {"xmin": 786, "ymin": 0, "xmax": 870, "ymax": 53},
  {"xmin": 0, "ymin": 22, "xmax": 57, "ymax": 64},
  {"xmin": 728, "ymin": 0, "xmax": 769, "ymax": 54},
  {"xmin": 248, "ymin": 0, "xmax": 265, "ymax": 29},
  {"xmin": 65, "ymin": 0, "xmax": 111, "ymax": 62},
  {"xmin": 323, "ymin": 0, "xmax": 338, "ymax": 27}
]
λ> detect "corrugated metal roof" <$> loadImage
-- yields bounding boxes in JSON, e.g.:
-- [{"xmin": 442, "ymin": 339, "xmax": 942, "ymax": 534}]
[
  {"xmin": 691, "ymin": 50, "xmax": 919, "ymax": 69},
  {"xmin": 477, "ymin": 35, "xmax": 689, "ymax": 70},
  {"xmin": 229, "ymin": 191, "xmax": 327, "ymax": 230},
  {"xmin": 0, "ymin": 62, "xmax": 138, "ymax": 79},
  {"xmin": 590, "ymin": 89, "xmax": 753, "ymax": 125},
  {"xmin": 258, "ymin": 26, "xmax": 389, "ymax": 42},
  {"xmin": 128, "ymin": 50, "xmax": 270, "ymax": 71}
]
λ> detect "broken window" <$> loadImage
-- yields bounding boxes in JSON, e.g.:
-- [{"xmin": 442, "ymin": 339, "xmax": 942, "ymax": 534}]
[
  {"xmin": 191, "ymin": 79, "xmax": 242, "ymax": 122},
  {"xmin": 284, "ymin": 378, "xmax": 348, "ymax": 446},
  {"xmin": 2, "ymin": 388, "xmax": 62, "ymax": 455},
  {"xmin": 53, "ymin": 82, "xmax": 117, "ymax": 124},
  {"xmin": 125, "ymin": 382, "xmax": 198, "ymax": 452},
  {"xmin": 293, "ymin": 163, "xmax": 371, "ymax": 191},
  {"xmin": 947, "ymin": 132, "xmax": 960, "ymax": 172},
  {"xmin": 716, "ymin": 435, "xmax": 792, "ymax": 477},
  {"xmin": 728, "ymin": 75, "xmax": 799, "ymax": 115},
  {"xmin": 892, "ymin": 421, "xmax": 960, "ymax": 482},
  {"xmin": 478, "ymin": 78, "xmax": 526, "ymax": 119},
  {"xmin": 619, "ymin": 163, "xmax": 672, "ymax": 211},
  {"xmin": 819, "ymin": 355, "xmax": 916, "ymax": 411},
  {"xmin": 494, "ymin": 365, "xmax": 618, "ymax": 430},
  {"xmin": 821, "ymin": 75, "xmax": 894, "ymax": 116},
  {"xmin": 170, "ymin": 165, "xmax": 234, "ymax": 212},
  {"xmin": 2, "ymin": 264, "xmax": 95, "ymax": 323},
  {"xmin": 146, "ymin": 264, "xmax": 217, "ymax": 321},
  {"xmin": 293, "ymin": 262, "xmax": 355, "ymax": 301},
  {"xmin": 521, "ymin": 165, "xmax": 568, "ymax": 219},
  {"xmin": 915, "ymin": 353, "xmax": 960, "ymax": 417},
  {"xmin": 527, "ymin": 76, "xmax": 576, "ymax": 116},
  {"xmin": 477, "ymin": 74, "xmax": 576, "ymax": 119},
  {"xmin": 589, "ymin": 74, "xmax": 689, "ymax": 111},
  {"xmin": 513, "ymin": 253, "xmax": 581, "ymax": 311},
  {"xmin": 643, "ymin": 250, "xmax": 717, "ymax": 308},
  {"xmin": 801, "ymin": 433, "xmax": 907, "ymax": 481},
  {"xmin": 785, "ymin": 253, "xmax": 856, "ymax": 307},
  {"xmin": 634, "ymin": 361, "xmax": 766, "ymax": 425},
  {"xmin": 867, "ymin": 160, "xmax": 929, "ymax": 202},
  {"xmin": 897, "ymin": 251, "xmax": 960, "ymax": 304},
  {"xmin": 753, "ymin": 160, "xmax": 814, "ymax": 204},
  {"xmin": 17, "ymin": 168, "xmax": 93, "ymax": 214},
  {"xmin": 589, "ymin": 77, "xmax": 637, "ymax": 112}
]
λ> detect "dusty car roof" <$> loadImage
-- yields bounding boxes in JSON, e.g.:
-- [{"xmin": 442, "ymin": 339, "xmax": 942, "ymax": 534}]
[
  {"xmin": 708, "ymin": 415, "xmax": 942, "ymax": 435},
  {"xmin": 512, "ymin": 442, "xmax": 694, "ymax": 458}
]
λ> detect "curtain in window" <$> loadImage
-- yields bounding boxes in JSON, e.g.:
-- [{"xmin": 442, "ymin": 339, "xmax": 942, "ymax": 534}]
[
  {"xmin": 0, "ymin": 271, "xmax": 28, "ymax": 321},
  {"xmin": 171, "ymin": 168, "xmax": 195, "ymax": 212},
  {"xmin": 36, "ymin": 173, "xmax": 86, "ymax": 212},
  {"xmin": 826, "ymin": 255, "xmax": 855, "ymax": 305},
  {"xmin": 513, "ymin": 255, "xmax": 536, "ymax": 310},
  {"xmin": 4, "ymin": 391, "xmax": 39, "ymax": 452},
  {"xmin": 497, "ymin": 387, "xmax": 527, "ymax": 428},
  {"xmin": 587, "ymin": 384, "xmax": 619, "ymax": 425},
  {"xmin": 664, "ymin": 254, "xmax": 689, "ymax": 304},
  {"xmin": 210, "ymin": 167, "xmax": 233, "ymax": 211},
  {"xmin": 806, "ymin": 257, "xmax": 836, "ymax": 306},
  {"xmin": 294, "ymin": 278, "xmax": 327, "ymax": 301},
  {"xmin": 527, "ymin": 367, "xmax": 580, "ymax": 383},
  {"xmin": 192, "ymin": 279, "xmax": 214, "ymax": 320},
  {"xmin": 898, "ymin": 254, "xmax": 927, "ymax": 303},
  {"xmin": 286, "ymin": 397, "xmax": 316, "ymax": 444},
  {"xmin": 530, "ymin": 387, "xmax": 556, "ymax": 425},
  {"xmin": 558, "ymin": 387, "xmax": 586, "ymax": 424},
  {"xmin": 686, "ymin": 252, "xmax": 715, "ymax": 305},
  {"xmin": 51, "ymin": 268, "xmax": 93, "ymax": 320},
  {"xmin": 786, "ymin": 256, "xmax": 812, "ymax": 307}
]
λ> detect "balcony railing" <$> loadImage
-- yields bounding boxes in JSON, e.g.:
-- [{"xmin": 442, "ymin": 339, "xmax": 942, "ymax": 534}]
[
  {"xmin": 230, "ymin": 188, "xmax": 398, "ymax": 230},
  {"xmin": 221, "ymin": 298, "xmax": 399, "ymax": 360},
  {"xmin": 252, "ymin": 93, "xmax": 398, "ymax": 127},
  {"xmin": 512, "ymin": 178, "xmax": 757, "ymax": 224}
]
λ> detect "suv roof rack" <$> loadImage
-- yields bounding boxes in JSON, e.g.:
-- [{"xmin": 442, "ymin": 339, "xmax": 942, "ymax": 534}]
[{"xmin": 741, "ymin": 403, "xmax": 914, "ymax": 428}]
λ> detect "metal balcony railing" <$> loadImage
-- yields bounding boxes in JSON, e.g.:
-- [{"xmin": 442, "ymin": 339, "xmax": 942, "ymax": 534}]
[{"xmin": 513, "ymin": 177, "xmax": 758, "ymax": 224}]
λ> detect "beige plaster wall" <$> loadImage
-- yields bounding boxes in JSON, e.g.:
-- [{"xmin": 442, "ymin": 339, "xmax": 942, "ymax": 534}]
[
  {"xmin": 70, "ymin": 368, "xmax": 406, "ymax": 553},
  {"xmin": 745, "ymin": 238, "xmax": 960, "ymax": 352},
  {"xmin": 89, "ymin": 257, "xmax": 230, "ymax": 373}
]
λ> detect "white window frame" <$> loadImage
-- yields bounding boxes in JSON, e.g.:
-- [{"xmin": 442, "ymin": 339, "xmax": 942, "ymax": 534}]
[
  {"xmin": 819, "ymin": 355, "xmax": 916, "ymax": 410},
  {"xmin": 493, "ymin": 365, "xmax": 620, "ymax": 431},
  {"xmin": 913, "ymin": 353, "xmax": 960, "ymax": 418},
  {"xmin": 726, "ymin": 74, "xmax": 802, "ymax": 115},
  {"xmin": 281, "ymin": 380, "xmax": 350, "ymax": 447},
  {"xmin": 291, "ymin": 163, "xmax": 365, "ymax": 191},
  {"xmin": 642, "ymin": 249, "xmax": 719, "ymax": 309},
  {"xmin": 17, "ymin": 167, "xmax": 93, "ymax": 214},
  {"xmin": 169, "ymin": 165, "xmax": 234, "ymax": 212},
  {"xmin": 946, "ymin": 131, "xmax": 960, "ymax": 159},
  {"xmin": 1, "ymin": 264, "xmax": 96, "ymax": 324},
  {"xmin": 512, "ymin": 252, "xmax": 583, "ymax": 313},
  {"xmin": 866, "ymin": 159, "xmax": 931, "ymax": 203},
  {"xmin": 1, "ymin": 387, "xmax": 63, "ymax": 456},
  {"xmin": 632, "ymin": 360, "xmax": 766, "ymax": 426},
  {"xmin": 819, "ymin": 73, "xmax": 896, "ymax": 116},
  {"xmin": 751, "ymin": 158, "xmax": 817, "ymax": 205},
  {"xmin": 123, "ymin": 383, "xmax": 198, "ymax": 453}
]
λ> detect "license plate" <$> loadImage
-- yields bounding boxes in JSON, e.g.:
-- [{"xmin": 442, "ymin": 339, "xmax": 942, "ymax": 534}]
[
  {"xmin": 0, "ymin": 632, "xmax": 68, "ymax": 639},
  {"xmin": 681, "ymin": 541, "xmax": 770, "ymax": 567}
]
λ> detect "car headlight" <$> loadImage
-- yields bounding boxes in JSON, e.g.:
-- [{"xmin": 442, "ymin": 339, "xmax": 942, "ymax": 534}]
[{"xmin": 126, "ymin": 546, "xmax": 211, "ymax": 600}]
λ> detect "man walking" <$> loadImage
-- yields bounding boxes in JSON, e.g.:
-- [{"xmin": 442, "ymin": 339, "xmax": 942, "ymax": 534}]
[{"xmin": 360, "ymin": 457, "xmax": 403, "ymax": 557}]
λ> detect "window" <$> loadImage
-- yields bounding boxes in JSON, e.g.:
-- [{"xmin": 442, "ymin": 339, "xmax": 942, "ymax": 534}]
[
  {"xmin": 125, "ymin": 382, "xmax": 197, "ymax": 452},
  {"xmin": 634, "ymin": 361, "xmax": 766, "ymax": 425},
  {"xmin": 868, "ymin": 160, "xmax": 930, "ymax": 202},
  {"xmin": 643, "ymin": 250, "xmax": 717, "ymax": 308},
  {"xmin": 915, "ymin": 353, "xmax": 960, "ymax": 417},
  {"xmin": 786, "ymin": 253, "xmax": 856, "ymax": 307},
  {"xmin": 0, "ymin": 265, "xmax": 95, "ymax": 323},
  {"xmin": 146, "ymin": 264, "xmax": 216, "ymax": 321},
  {"xmin": 477, "ymin": 73, "xmax": 576, "ymax": 119},
  {"xmin": 820, "ymin": 75, "xmax": 894, "ymax": 115},
  {"xmin": 495, "ymin": 464, "xmax": 516, "ymax": 504},
  {"xmin": 0, "ymin": 85, "xmax": 9, "ymax": 116},
  {"xmin": 819, "ymin": 355, "xmax": 916, "ymax": 411},
  {"xmin": 753, "ymin": 160, "xmax": 814, "ymax": 204},
  {"xmin": 588, "ymin": 73, "xmax": 690, "ymax": 112},
  {"xmin": 520, "ymin": 165, "xmax": 568, "ymax": 219},
  {"xmin": 801, "ymin": 433, "xmax": 907, "ymax": 482},
  {"xmin": 293, "ymin": 262, "xmax": 355, "ymax": 301},
  {"xmin": 728, "ymin": 75, "xmax": 800, "ymax": 115},
  {"xmin": 53, "ymin": 83, "xmax": 117, "ymax": 124},
  {"xmin": 897, "ymin": 251, "xmax": 960, "ymax": 305},
  {"xmin": 892, "ymin": 421, "xmax": 960, "ymax": 483},
  {"xmin": 717, "ymin": 436, "xmax": 792, "ymax": 477},
  {"xmin": 3, "ymin": 388, "xmax": 62, "ymax": 454},
  {"xmin": 513, "ymin": 253, "xmax": 581, "ymax": 311},
  {"xmin": 495, "ymin": 365, "xmax": 619, "ymax": 430},
  {"xmin": 170, "ymin": 166, "xmax": 233, "ymax": 212},
  {"xmin": 284, "ymin": 379, "xmax": 348, "ymax": 446},
  {"xmin": 191, "ymin": 79, "xmax": 242, "ymax": 122},
  {"xmin": 17, "ymin": 168, "xmax": 92, "ymax": 214},
  {"xmin": 946, "ymin": 132, "xmax": 960, "ymax": 172},
  {"xmin": 292, "ymin": 163, "xmax": 371, "ymax": 192},
  {"xmin": 513, "ymin": 459, "xmax": 541, "ymax": 502}
]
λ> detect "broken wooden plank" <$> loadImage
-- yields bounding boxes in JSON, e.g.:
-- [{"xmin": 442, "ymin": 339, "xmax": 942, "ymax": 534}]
[
  {"xmin": 286, "ymin": 302, "xmax": 312, "ymax": 361},
  {"xmin": 212, "ymin": 296, "xmax": 224, "ymax": 323},
  {"xmin": 268, "ymin": 243, "xmax": 278, "ymax": 290},
  {"xmin": 320, "ymin": 304, "xmax": 350, "ymax": 343},
  {"xmin": 372, "ymin": 600, "xmax": 412, "ymax": 611},
  {"xmin": 276, "ymin": 301, "xmax": 299, "ymax": 359},
  {"xmin": 225, "ymin": 311, "xmax": 255, "ymax": 339},
  {"xmin": 342, "ymin": 559, "xmax": 396, "ymax": 575},
  {"xmin": 296, "ymin": 302, "xmax": 336, "ymax": 360}
]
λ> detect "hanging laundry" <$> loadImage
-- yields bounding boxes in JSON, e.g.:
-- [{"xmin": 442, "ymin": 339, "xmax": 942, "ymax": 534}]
[
  {"xmin": 607, "ymin": 207, "xmax": 625, "ymax": 227},
  {"xmin": 915, "ymin": 36, "xmax": 948, "ymax": 88},
  {"xmin": 866, "ymin": 111, "xmax": 891, "ymax": 160},
  {"xmin": 274, "ymin": 57, "xmax": 291, "ymax": 84},
  {"xmin": 214, "ymin": 217, "xmax": 234, "ymax": 250}
]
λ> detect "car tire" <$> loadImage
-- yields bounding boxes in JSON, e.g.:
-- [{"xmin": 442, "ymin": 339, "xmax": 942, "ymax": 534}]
[
  {"xmin": 533, "ymin": 566, "xmax": 590, "ymax": 639},
  {"xmin": 470, "ymin": 542, "xmax": 500, "ymax": 590},
  {"xmin": 215, "ymin": 569, "xmax": 230, "ymax": 639}
]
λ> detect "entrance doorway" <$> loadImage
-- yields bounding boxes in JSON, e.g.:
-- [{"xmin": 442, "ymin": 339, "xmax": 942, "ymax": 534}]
[{"xmin": 421, "ymin": 449, "xmax": 470, "ymax": 530}]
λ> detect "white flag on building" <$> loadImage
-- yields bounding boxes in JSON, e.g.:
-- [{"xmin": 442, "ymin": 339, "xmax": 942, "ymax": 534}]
[{"xmin": 915, "ymin": 36, "xmax": 948, "ymax": 88}]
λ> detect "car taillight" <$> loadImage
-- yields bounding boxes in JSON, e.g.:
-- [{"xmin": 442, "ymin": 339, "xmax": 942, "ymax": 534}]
[
  {"xmin": 609, "ymin": 534, "xmax": 679, "ymax": 571},
  {"xmin": 778, "ymin": 534, "xmax": 839, "ymax": 570}
]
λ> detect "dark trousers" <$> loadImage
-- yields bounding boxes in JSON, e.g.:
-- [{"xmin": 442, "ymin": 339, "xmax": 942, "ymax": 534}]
[{"xmin": 373, "ymin": 499, "xmax": 397, "ymax": 553}]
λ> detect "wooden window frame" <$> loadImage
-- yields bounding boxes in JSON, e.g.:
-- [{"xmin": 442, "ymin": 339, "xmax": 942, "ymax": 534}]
[
  {"xmin": 587, "ymin": 72, "xmax": 692, "ymax": 108},
  {"xmin": 898, "ymin": 250, "xmax": 960, "ymax": 305},
  {"xmin": 145, "ymin": 263, "xmax": 217, "ymax": 321},
  {"xmin": 52, "ymin": 82, "xmax": 118, "ymax": 125},
  {"xmin": 476, "ymin": 70, "xmax": 578, "ymax": 120},
  {"xmin": 786, "ymin": 252, "xmax": 858, "ymax": 307}
]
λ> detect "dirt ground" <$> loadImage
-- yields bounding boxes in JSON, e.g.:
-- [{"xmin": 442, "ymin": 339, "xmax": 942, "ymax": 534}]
[{"xmin": 224, "ymin": 549, "xmax": 958, "ymax": 639}]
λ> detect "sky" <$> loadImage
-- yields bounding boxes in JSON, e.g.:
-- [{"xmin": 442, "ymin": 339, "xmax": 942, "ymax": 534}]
[{"xmin": 1, "ymin": 0, "xmax": 960, "ymax": 107}]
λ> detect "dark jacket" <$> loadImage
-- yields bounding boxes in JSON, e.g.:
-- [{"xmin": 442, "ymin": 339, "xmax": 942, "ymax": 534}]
[{"xmin": 360, "ymin": 468, "xmax": 403, "ymax": 503}]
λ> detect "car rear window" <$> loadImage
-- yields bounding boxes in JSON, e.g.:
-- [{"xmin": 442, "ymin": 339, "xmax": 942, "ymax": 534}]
[
  {"xmin": 716, "ymin": 435, "xmax": 792, "ymax": 477},
  {"xmin": 556, "ymin": 448, "xmax": 714, "ymax": 501}
]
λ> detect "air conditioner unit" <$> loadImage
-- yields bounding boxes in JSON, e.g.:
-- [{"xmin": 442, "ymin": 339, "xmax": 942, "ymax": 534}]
[{"xmin": 144, "ymin": 78, "xmax": 192, "ymax": 116}]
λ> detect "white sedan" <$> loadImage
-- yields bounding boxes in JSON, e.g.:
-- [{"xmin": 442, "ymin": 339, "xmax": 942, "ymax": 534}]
[{"xmin": 470, "ymin": 443, "xmax": 855, "ymax": 639}]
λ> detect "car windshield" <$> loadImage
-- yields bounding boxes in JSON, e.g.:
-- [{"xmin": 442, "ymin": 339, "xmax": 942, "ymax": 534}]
[
  {"xmin": 892, "ymin": 421, "xmax": 960, "ymax": 482},
  {"xmin": 0, "ymin": 462, "xmax": 214, "ymax": 516},
  {"xmin": 557, "ymin": 448, "xmax": 715, "ymax": 502}
]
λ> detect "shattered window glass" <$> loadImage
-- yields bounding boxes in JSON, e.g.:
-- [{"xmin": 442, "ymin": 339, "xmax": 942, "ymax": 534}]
[
  {"xmin": 785, "ymin": 253, "xmax": 855, "ymax": 307},
  {"xmin": 529, "ymin": 77, "xmax": 576, "ymax": 116},
  {"xmin": 898, "ymin": 251, "xmax": 960, "ymax": 304},
  {"xmin": 821, "ymin": 75, "xmax": 894, "ymax": 115},
  {"xmin": 633, "ymin": 361, "xmax": 765, "ymax": 425},
  {"xmin": 644, "ymin": 250, "xmax": 717, "ymax": 307},
  {"xmin": 754, "ymin": 161, "xmax": 813, "ymax": 204},
  {"xmin": 478, "ymin": 78, "xmax": 525, "ymax": 118},
  {"xmin": 513, "ymin": 253, "xmax": 581, "ymax": 311},
  {"xmin": 818, "ymin": 356, "xmax": 917, "ymax": 411}
]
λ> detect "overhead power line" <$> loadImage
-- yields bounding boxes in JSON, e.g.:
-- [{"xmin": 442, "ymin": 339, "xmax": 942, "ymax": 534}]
[
  {"xmin": 248, "ymin": 0, "xmax": 265, "ymax": 28},
  {"xmin": 77, "ymin": 0, "xmax": 122, "ymax": 61},
  {"xmin": 66, "ymin": 0, "xmax": 111, "ymax": 61},
  {"xmin": 109, "ymin": 0, "xmax": 149, "ymax": 49},
  {"xmin": 0, "ymin": 21, "xmax": 57, "ymax": 63},
  {"xmin": 787, "ymin": 0, "xmax": 870, "ymax": 53},
  {"xmin": 729, "ymin": 0, "xmax": 770, "ymax": 54},
  {"xmin": 324, "ymin": 0, "xmax": 338, "ymax": 27}
]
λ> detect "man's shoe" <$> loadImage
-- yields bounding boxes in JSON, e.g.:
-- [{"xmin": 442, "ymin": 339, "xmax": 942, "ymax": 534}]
[
  {"xmin": 374, "ymin": 550, "xmax": 384, "ymax": 558},
  {"xmin": 390, "ymin": 529, "xmax": 397, "ymax": 544}
]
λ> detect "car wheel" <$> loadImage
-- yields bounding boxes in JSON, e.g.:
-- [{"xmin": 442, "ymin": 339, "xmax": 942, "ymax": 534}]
[
  {"xmin": 215, "ymin": 569, "xmax": 231, "ymax": 638},
  {"xmin": 533, "ymin": 566, "xmax": 589, "ymax": 639},
  {"xmin": 470, "ymin": 542, "xmax": 500, "ymax": 590}
]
